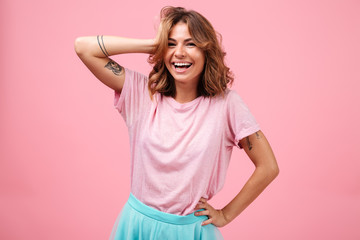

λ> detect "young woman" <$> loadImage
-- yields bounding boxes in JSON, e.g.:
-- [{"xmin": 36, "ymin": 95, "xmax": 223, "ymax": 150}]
[{"xmin": 75, "ymin": 6, "xmax": 279, "ymax": 240}]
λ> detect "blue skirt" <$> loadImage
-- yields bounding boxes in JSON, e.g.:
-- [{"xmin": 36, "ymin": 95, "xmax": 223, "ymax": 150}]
[{"xmin": 109, "ymin": 193, "xmax": 224, "ymax": 240}]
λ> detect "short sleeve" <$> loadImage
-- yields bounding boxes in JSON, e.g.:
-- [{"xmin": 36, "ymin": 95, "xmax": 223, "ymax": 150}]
[
  {"xmin": 114, "ymin": 68, "xmax": 150, "ymax": 127},
  {"xmin": 225, "ymin": 90, "xmax": 261, "ymax": 149}
]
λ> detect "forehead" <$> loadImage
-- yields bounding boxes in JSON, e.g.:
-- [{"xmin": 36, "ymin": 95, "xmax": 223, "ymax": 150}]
[{"xmin": 169, "ymin": 22, "xmax": 191, "ymax": 39}]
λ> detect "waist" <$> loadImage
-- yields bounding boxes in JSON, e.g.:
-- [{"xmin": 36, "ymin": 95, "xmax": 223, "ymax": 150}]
[{"xmin": 126, "ymin": 192, "xmax": 207, "ymax": 225}]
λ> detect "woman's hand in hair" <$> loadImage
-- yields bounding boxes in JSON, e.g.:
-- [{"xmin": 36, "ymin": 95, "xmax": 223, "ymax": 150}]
[{"xmin": 194, "ymin": 198, "xmax": 229, "ymax": 228}]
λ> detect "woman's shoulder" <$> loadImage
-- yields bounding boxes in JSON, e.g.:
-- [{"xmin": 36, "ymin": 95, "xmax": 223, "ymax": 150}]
[
  {"xmin": 212, "ymin": 87, "xmax": 240, "ymax": 102},
  {"xmin": 210, "ymin": 87, "xmax": 249, "ymax": 110}
]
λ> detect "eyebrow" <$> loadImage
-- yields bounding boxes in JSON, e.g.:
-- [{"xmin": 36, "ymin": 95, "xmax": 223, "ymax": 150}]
[{"xmin": 168, "ymin": 38, "xmax": 193, "ymax": 42}]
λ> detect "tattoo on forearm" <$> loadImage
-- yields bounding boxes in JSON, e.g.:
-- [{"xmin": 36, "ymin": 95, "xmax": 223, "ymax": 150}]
[{"xmin": 105, "ymin": 60, "xmax": 123, "ymax": 76}]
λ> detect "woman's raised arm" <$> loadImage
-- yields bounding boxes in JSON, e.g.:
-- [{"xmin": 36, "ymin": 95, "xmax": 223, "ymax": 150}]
[{"xmin": 74, "ymin": 36, "xmax": 154, "ymax": 92}]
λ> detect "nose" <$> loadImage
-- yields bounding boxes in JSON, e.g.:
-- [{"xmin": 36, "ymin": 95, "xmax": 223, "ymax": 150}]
[{"xmin": 174, "ymin": 45, "xmax": 185, "ymax": 58}]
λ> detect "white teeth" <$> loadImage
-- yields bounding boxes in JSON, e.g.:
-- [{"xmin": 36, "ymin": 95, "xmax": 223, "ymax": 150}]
[{"xmin": 174, "ymin": 62, "xmax": 192, "ymax": 67}]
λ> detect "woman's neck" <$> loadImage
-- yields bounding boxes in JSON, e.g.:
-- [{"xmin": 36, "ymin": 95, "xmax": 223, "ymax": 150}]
[{"xmin": 173, "ymin": 83, "xmax": 199, "ymax": 103}]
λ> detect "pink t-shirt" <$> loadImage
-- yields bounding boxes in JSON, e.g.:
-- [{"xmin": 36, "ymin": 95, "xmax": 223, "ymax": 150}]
[{"xmin": 114, "ymin": 68, "xmax": 260, "ymax": 215}]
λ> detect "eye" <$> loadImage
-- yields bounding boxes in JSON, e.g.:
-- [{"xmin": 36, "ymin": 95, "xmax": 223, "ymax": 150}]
[
  {"xmin": 168, "ymin": 42, "xmax": 176, "ymax": 47},
  {"xmin": 187, "ymin": 42, "xmax": 196, "ymax": 47}
]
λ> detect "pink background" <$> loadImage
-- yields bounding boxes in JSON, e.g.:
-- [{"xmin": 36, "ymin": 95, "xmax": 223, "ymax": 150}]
[{"xmin": 1, "ymin": 0, "xmax": 359, "ymax": 239}]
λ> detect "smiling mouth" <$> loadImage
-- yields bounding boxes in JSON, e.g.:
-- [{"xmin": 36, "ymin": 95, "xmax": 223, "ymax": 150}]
[{"xmin": 173, "ymin": 62, "xmax": 192, "ymax": 69}]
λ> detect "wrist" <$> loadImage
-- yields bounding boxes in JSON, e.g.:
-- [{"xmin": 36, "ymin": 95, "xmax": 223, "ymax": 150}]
[
  {"xmin": 221, "ymin": 208, "xmax": 233, "ymax": 225},
  {"xmin": 144, "ymin": 38, "xmax": 156, "ymax": 54}
]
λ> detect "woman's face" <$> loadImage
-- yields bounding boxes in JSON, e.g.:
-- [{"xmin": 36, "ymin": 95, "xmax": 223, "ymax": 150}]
[{"xmin": 164, "ymin": 22, "xmax": 205, "ymax": 87}]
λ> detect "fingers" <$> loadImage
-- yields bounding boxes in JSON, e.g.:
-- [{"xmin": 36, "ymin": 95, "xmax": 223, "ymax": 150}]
[
  {"xmin": 195, "ymin": 210, "xmax": 209, "ymax": 216},
  {"xmin": 194, "ymin": 208, "xmax": 212, "ymax": 226},
  {"xmin": 194, "ymin": 199, "xmax": 216, "ymax": 226},
  {"xmin": 201, "ymin": 218, "xmax": 213, "ymax": 226},
  {"xmin": 195, "ymin": 201, "xmax": 212, "ymax": 210},
  {"xmin": 195, "ymin": 202, "xmax": 204, "ymax": 209},
  {"xmin": 194, "ymin": 203, "xmax": 209, "ymax": 211},
  {"xmin": 194, "ymin": 199, "xmax": 227, "ymax": 227},
  {"xmin": 195, "ymin": 198, "xmax": 208, "ymax": 209},
  {"xmin": 199, "ymin": 197, "xmax": 207, "ymax": 203}
]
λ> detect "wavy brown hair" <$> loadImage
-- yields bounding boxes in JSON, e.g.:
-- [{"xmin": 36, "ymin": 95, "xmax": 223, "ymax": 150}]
[{"xmin": 148, "ymin": 6, "xmax": 233, "ymax": 100}]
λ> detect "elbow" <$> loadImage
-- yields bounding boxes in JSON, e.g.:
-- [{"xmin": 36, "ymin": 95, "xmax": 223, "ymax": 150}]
[
  {"xmin": 74, "ymin": 37, "xmax": 88, "ymax": 56},
  {"xmin": 259, "ymin": 160, "xmax": 279, "ymax": 181},
  {"xmin": 269, "ymin": 162, "xmax": 279, "ymax": 180},
  {"xmin": 273, "ymin": 164, "xmax": 280, "ymax": 179}
]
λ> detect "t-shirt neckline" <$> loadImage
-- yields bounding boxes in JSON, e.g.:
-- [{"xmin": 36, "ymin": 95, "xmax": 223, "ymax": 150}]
[{"xmin": 165, "ymin": 95, "xmax": 202, "ymax": 110}]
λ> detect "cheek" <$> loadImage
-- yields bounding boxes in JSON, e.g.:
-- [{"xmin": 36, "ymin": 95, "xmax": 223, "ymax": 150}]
[
  {"xmin": 164, "ymin": 49, "xmax": 173, "ymax": 60},
  {"xmin": 164, "ymin": 53, "xmax": 171, "ymax": 66},
  {"xmin": 164, "ymin": 54, "xmax": 173, "ymax": 66},
  {"xmin": 196, "ymin": 55, "xmax": 205, "ymax": 69},
  {"xmin": 194, "ymin": 51, "xmax": 205, "ymax": 65},
  {"xmin": 165, "ymin": 59, "xmax": 171, "ymax": 70}
]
